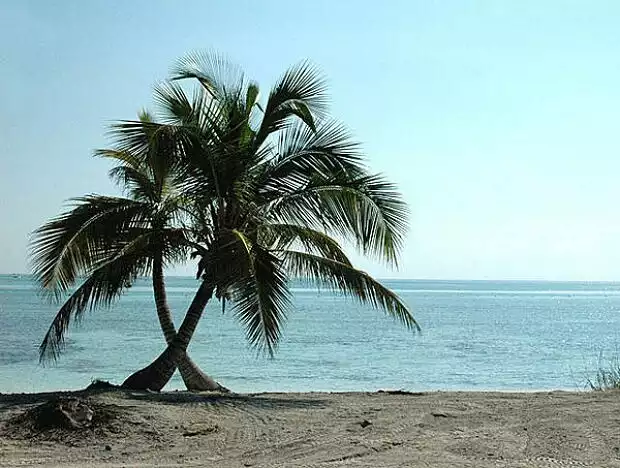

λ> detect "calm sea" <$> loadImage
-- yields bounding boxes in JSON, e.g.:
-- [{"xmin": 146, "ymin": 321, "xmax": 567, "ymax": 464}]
[{"xmin": 1, "ymin": 274, "xmax": 619, "ymax": 394}]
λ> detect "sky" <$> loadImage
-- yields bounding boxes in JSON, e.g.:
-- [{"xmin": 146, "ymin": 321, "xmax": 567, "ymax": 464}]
[{"xmin": 2, "ymin": 0, "xmax": 620, "ymax": 280}]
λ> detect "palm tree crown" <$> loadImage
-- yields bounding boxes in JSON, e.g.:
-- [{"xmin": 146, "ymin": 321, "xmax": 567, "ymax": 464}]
[{"xmin": 162, "ymin": 51, "xmax": 418, "ymax": 354}]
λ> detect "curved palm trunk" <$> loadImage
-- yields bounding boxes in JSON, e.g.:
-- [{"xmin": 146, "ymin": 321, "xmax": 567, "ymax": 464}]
[
  {"xmin": 122, "ymin": 279, "xmax": 225, "ymax": 392},
  {"xmin": 150, "ymin": 257, "xmax": 226, "ymax": 391}
]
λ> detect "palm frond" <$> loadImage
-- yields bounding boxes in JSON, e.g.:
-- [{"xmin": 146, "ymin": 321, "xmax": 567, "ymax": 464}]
[
  {"xmin": 107, "ymin": 165, "xmax": 157, "ymax": 201},
  {"xmin": 243, "ymin": 82, "xmax": 263, "ymax": 143},
  {"xmin": 153, "ymin": 87, "xmax": 246, "ymax": 203},
  {"xmin": 96, "ymin": 148, "xmax": 155, "ymax": 201},
  {"xmin": 266, "ymin": 173, "xmax": 408, "ymax": 265},
  {"xmin": 257, "ymin": 120, "xmax": 365, "ymax": 197},
  {"xmin": 103, "ymin": 120, "xmax": 158, "ymax": 159},
  {"xmin": 30, "ymin": 196, "xmax": 150, "ymax": 296},
  {"xmin": 158, "ymin": 227, "xmax": 193, "ymax": 266},
  {"xmin": 104, "ymin": 120, "xmax": 183, "ymax": 171},
  {"xmin": 253, "ymin": 61, "xmax": 328, "ymax": 150},
  {"xmin": 153, "ymin": 80, "xmax": 225, "ymax": 144},
  {"xmin": 277, "ymin": 120, "xmax": 363, "ymax": 172},
  {"xmin": 153, "ymin": 81, "xmax": 194, "ymax": 125},
  {"xmin": 245, "ymin": 82, "xmax": 260, "ymax": 116},
  {"xmin": 233, "ymin": 245, "xmax": 291, "ymax": 355},
  {"xmin": 39, "ymin": 239, "xmax": 151, "ymax": 362},
  {"xmin": 171, "ymin": 50, "xmax": 247, "ymax": 103},
  {"xmin": 283, "ymin": 251, "xmax": 418, "ymax": 331},
  {"xmin": 260, "ymin": 223, "xmax": 352, "ymax": 265},
  {"xmin": 95, "ymin": 149, "xmax": 143, "ymax": 171},
  {"xmin": 100, "ymin": 116, "xmax": 189, "ymax": 200}
]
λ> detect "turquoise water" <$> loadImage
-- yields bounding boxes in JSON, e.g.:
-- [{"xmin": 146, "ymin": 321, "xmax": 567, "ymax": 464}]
[{"xmin": 1, "ymin": 274, "xmax": 620, "ymax": 393}]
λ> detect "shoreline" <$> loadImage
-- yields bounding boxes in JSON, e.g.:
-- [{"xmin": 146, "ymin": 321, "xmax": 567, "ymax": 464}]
[
  {"xmin": 0, "ymin": 385, "xmax": 588, "ymax": 396},
  {"xmin": 0, "ymin": 387, "xmax": 593, "ymax": 401},
  {"xmin": 1, "ymin": 386, "xmax": 618, "ymax": 467}
]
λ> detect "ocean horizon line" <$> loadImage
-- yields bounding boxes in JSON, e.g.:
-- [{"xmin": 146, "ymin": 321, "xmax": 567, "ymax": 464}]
[{"xmin": 3, "ymin": 273, "xmax": 620, "ymax": 284}]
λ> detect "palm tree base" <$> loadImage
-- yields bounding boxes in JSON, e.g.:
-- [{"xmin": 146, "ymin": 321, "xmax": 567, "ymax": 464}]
[
  {"xmin": 121, "ymin": 347, "xmax": 177, "ymax": 391},
  {"xmin": 122, "ymin": 347, "xmax": 228, "ymax": 392},
  {"xmin": 178, "ymin": 353, "xmax": 229, "ymax": 392}
]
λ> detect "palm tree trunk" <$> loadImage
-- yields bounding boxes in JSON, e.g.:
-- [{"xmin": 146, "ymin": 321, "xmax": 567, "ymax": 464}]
[
  {"xmin": 120, "ymin": 345, "xmax": 178, "ymax": 391},
  {"xmin": 150, "ymin": 256, "xmax": 226, "ymax": 391},
  {"xmin": 122, "ymin": 279, "xmax": 223, "ymax": 392}
]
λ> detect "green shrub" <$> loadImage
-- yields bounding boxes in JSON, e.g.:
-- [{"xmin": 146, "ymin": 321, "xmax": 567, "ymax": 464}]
[{"xmin": 586, "ymin": 353, "xmax": 620, "ymax": 391}]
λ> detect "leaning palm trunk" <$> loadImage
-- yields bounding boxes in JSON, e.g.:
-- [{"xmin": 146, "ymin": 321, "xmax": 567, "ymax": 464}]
[
  {"xmin": 122, "ymin": 279, "xmax": 218, "ymax": 391},
  {"xmin": 150, "ymin": 257, "xmax": 226, "ymax": 392}
]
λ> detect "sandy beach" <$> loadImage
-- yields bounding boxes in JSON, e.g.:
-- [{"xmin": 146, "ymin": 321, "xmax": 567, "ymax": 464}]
[{"xmin": 1, "ymin": 387, "xmax": 619, "ymax": 467}]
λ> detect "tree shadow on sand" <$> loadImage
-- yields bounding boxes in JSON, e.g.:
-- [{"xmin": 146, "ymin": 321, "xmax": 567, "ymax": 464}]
[
  {"xmin": 122, "ymin": 389, "xmax": 330, "ymax": 411},
  {"xmin": 0, "ymin": 382, "xmax": 329, "ymax": 413}
]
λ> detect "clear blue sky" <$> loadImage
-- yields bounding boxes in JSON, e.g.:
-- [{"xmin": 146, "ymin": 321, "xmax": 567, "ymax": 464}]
[{"xmin": 2, "ymin": 0, "xmax": 620, "ymax": 280}]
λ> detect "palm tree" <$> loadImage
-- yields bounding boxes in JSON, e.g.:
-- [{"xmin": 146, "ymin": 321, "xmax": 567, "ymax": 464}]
[
  {"xmin": 30, "ymin": 110, "xmax": 226, "ymax": 391},
  {"xmin": 121, "ymin": 52, "xmax": 419, "ymax": 391}
]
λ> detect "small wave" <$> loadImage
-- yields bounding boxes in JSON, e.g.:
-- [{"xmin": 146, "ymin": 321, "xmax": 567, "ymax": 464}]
[
  {"xmin": 0, "ymin": 284, "xmax": 37, "ymax": 290},
  {"xmin": 128, "ymin": 286, "xmax": 197, "ymax": 293}
]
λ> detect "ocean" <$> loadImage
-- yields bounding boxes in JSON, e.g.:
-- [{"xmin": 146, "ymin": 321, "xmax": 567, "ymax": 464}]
[{"xmin": 1, "ymin": 274, "xmax": 619, "ymax": 394}]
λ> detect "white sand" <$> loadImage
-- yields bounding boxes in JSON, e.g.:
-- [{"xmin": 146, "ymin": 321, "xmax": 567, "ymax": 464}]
[{"xmin": 1, "ymin": 388, "xmax": 619, "ymax": 467}]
